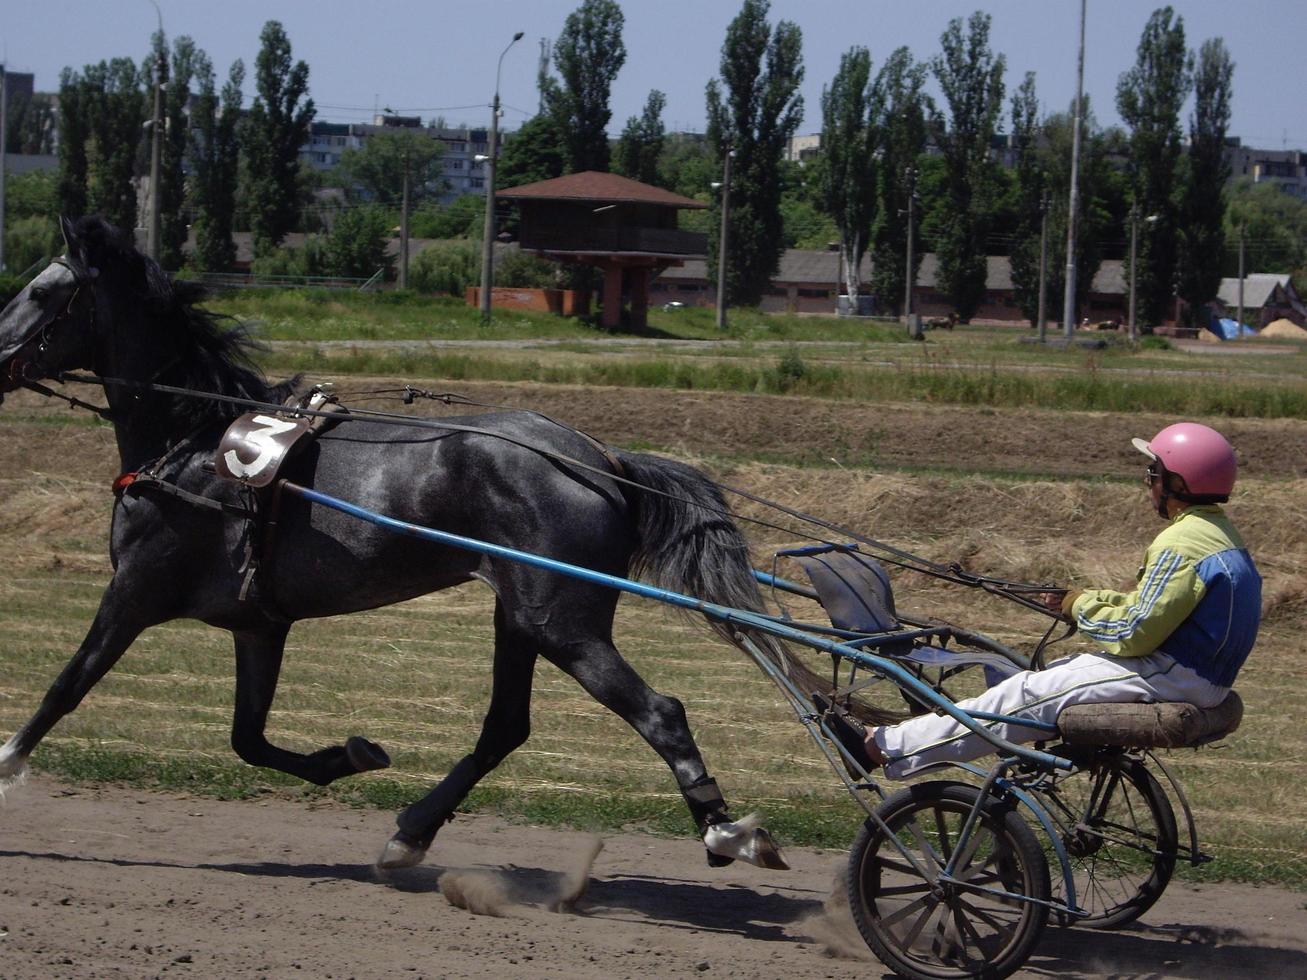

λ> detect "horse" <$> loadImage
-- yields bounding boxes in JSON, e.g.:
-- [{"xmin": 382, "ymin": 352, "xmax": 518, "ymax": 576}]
[{"xmin": 0, "ymin": 215, "xmax": 821, "ymax": 871}]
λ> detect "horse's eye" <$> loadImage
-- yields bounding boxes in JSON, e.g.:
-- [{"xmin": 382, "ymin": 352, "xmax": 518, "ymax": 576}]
[{"xmin": 29, "ymin": 288, "xmax": 48, "ymax": 302}]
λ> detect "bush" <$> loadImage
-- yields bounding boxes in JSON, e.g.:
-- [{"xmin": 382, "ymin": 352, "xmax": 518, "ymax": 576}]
[
  {"xmin": 410, "ymin": 242, "xmax": 479, "ymax": 296},
  {"xmin": 326, "ymin": 206, "xmax": 393, "ymax": 280},
  {"xmin": 4, "ymin": 215, "xmax": 59, "ymax": 277},
  {"xmin": 248, "ymin": 234, "xmax": 329, "ymax": 281},
  {"xmin": 494, "ymin": 248, "xmax": 560, "ymax": 289},
  {"xmin": 409, "ymin": 194, "xmax": 484, "ymax": 239}
]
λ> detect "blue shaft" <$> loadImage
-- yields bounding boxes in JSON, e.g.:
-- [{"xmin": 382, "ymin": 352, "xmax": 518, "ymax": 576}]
[{"xmin": 281, "ymin": 482, "xmax": 1073, "ymax": 772}]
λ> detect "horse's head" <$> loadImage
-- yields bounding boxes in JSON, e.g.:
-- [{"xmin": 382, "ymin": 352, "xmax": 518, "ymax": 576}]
[{"xmin": 0, "ymin": 217, "xmax": 107, "ymax": 402}]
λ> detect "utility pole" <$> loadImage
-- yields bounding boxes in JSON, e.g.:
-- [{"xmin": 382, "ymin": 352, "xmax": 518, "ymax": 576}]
[
  {"xmin": 1036, "ymin": 190, "xmax": 1050, "ymax": 342},
  {"xmin": 399, "ymin": 147, "xmax": 410, "ymax": 289},
  {"xmin": 715, "ymin": 147, "xmax": 734, "ymax": 331},
  {"xmin": 903, "ymin": 166, "xmax": 917, "ymax": 319},
  {"xmin": 1127, "ymin": 204, "xmax": 1139, "ymax": 342},
  {"xmin": 1236, "ymin": 224, "xmax": 1245, "ymax": 331},
  {"xmin": 1062, "ymin": 0, "xmax": 1086, "ymax": 339},
  {"xmin": 146, "ymin": 12, "xmax": 167, "ymax": 262},
  {"xmin": 479, "ymin": 31, "xmax": 524, "ymax": 324},
  {"xmin": 0, "ymin": 62, "xmax": 8, "ymax": 273}
]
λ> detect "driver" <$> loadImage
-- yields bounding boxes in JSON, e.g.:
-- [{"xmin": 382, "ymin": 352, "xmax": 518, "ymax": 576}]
[{"xmin": 820, "ymin": 422, "xmax": 1262, "ymax": 779}]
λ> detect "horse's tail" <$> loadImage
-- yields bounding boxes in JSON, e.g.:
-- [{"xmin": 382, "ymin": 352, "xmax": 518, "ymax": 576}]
[{"xmin": 612, "ymin": 450, "xmax": 901, "ymax": 726}]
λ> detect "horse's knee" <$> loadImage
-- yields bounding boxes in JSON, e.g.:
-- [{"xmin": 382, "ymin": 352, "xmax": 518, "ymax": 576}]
[
  {"xmin": 473, "ymin": 716, "xmax": 530, "ymax": 769},
  {"xmin": 230, "ymin": 729, "xmax": 267, "ymax": 766}
]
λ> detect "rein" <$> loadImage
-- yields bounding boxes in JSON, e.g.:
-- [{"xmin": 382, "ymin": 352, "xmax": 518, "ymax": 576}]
[{"xmin": 49, "ymin": 369, "xmax": 1066, "ymax": 618}]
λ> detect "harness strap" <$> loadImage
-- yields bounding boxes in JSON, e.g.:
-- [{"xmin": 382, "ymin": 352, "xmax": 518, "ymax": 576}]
[{"xmin": 116, "ymin": 471, "xmax": 248, "ymax": 516}]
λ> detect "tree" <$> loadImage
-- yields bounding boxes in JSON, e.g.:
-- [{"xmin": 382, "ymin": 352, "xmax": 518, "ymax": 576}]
[
  {"xmin": 657, "ymin": 133, "xmax": 715, "ymax": 201},
  {"xmin": 243, "ymin": 21, "xmax": 315, "ymax": 255},
  {"xmin": 544, "ymin": 0, "xmax": 626, "ymax": 173},
  {"xmin": 931, "ymin": 12, "xmax": 1006, "ymax": 321},
  {"xmin": 55, "ymin": 68, "xmax": 90, "ymax": 219},
  {"xmin": 190, "ymin": 55, "xmax": 244, "ymax": 272},
  {"xmin": 817, "ymin": 47, "xmax": 877, "ymax": 303},
  {"xmin": 157, "ymin": 34, "xmax": 201, "ymax": 269},
  {"xmin": 1225, "ymin": 179, "xmax": 1307, "ymax": 279},
  {"xmin": 615, "ymin": 89, "xmax": 666, "ymax": 185},
  {"xmin": 338, "ymin": 129, "xmax": 444, "ymax": 206},
  {"xmin": 1008, "ymin": 72, "xmax": 1046, "ymax": 324},
  {"xmin": 410, "ymin": 193, "xmax": 485, "ymax": 239},
  {"xmin": 5, "ymin": 92, "xmax": 56, "ymax": 155},
  {"xmin": 325, "ymin": 205, "xmax": 392, "ymax": 279},
  {"xmin": 869, "ymin": 47, "xmax": 930, "ymax": 316},
  {"xmin": 497, "ymin": 113, "xmax": 566, "ymax": 189},
  {"xmin": 1176, "ymin": 38, "xmax": 1233, "ymax": 327},
  {"xmin": 705, "ymin": 0, "xmax": 804, "ymax": 306},
  {"xmin": 1116, "ymin": 6, "xmax": 1192, "ymax": 329},
  {"xmin": 83, "ymin": 58, "xmax": 149, "ymax": 233}
]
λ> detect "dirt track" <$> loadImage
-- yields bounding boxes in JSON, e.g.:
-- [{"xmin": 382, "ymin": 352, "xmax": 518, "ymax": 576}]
[{"xmin": 2, "ymin": 775, "xmax": 1305, "ymax": 980}]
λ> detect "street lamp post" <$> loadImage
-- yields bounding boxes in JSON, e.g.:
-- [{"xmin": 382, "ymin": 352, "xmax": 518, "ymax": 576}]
[
  {"xmin": 0, "ymin": 62, "xmax": 8, "ymax": 273},
  {"xmin": 714, "ymin": 148, "xmax": 734, "ymax": 331},
  {"xmin": 1036, "ymin": 190, "xmax": 1050, "ymax": 342},
  {"xmin": 1062, "ymin": 0, "xmax": 1087, "ymax": 338},
  {"xmin": 479, "ymin": 31, "xmax": 524, "ymax": 324}
]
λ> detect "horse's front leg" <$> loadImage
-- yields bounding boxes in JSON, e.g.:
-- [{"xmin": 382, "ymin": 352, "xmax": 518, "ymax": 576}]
[
  {"xmin": 230, "ymin": 626, "xmax": 391, "ymax": 786},
  {"xmin": 0, "ymin": 581, "xmax": 150, "ymax": 790}
]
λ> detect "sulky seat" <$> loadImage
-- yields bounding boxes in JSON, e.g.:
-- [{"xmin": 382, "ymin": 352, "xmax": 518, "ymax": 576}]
[{"xmin": 1057, "ymin": 690, "xmax": 1243, "ymax": 749}]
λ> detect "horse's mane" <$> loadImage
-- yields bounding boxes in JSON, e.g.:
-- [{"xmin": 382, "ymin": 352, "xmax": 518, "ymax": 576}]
[{"xmin": 73, "ymin": 216, "xmax": 299, "ymax": 427}]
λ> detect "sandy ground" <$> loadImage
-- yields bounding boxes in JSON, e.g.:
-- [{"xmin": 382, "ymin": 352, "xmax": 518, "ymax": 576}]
[{"xmin": 1, "ymin": 775, "xmax": 1304, "ymax": 980}]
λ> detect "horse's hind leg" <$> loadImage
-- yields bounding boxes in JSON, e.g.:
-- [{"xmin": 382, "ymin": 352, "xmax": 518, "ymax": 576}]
[
  {"xmin": 1, "ymin": 582, "xmax": 150, "ymax": 788},
  {"xmin": 378, "ymin": 599, "xmax": 538, "ymax": 869},
  {"xmin": 230, "ymin": 625, "xmax": 391, "ymax": 786}
]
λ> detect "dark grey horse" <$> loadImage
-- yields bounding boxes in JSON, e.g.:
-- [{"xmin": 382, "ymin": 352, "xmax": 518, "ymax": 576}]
[{"xmin": 0, "ymin": 216, "xmax": 811, "ymax": 870}]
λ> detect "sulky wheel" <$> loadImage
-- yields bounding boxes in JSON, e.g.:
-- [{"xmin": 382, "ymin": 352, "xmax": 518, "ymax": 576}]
[
  {"xmin": 1037, "ymin": 751, "xmax": 1178, "ymax": 929},
  {"xmin": 847, "ymin": 781, "xmax": 1051, "ymax": 980}
]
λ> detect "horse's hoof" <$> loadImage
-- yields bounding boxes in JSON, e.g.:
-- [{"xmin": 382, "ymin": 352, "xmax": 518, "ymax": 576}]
[
  {"xmin": 703, "ymin": 813, "xmax": 791, "ymax": 871},
  {"xmin": 346, "ymin": 736, "xmax": 391, "ymax": 773},
  {"xmin": 376, "ymin": 834, "xmax": 426, "ymax": 870}
]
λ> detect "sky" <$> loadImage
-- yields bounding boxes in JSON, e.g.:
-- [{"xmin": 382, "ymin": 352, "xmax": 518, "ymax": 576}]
[{"xmin": 4, "ymin": 1, "xmax": 1304, "ymax": 150}]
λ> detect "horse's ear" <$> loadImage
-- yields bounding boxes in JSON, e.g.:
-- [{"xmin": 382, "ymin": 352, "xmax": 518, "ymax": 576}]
[{"xmin": 59, "ymin": 216, "xmax": 82, "ymax": 260}]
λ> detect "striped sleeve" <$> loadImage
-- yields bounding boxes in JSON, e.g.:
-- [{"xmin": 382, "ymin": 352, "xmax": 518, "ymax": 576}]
[{"xmin": 1070, "ymin": 547, "xmax": 1206, "ymax": 658}]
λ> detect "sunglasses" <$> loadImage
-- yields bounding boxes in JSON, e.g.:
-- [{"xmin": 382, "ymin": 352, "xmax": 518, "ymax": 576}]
[{"xmin": 1144, "ymin": 465, "xmax": 1161, "ymax": 487}]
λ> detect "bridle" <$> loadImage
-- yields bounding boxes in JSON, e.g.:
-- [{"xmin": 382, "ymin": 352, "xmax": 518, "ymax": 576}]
[{"xmin": 1, "ymin": 256, "xmax": 98, "ymax": 395}]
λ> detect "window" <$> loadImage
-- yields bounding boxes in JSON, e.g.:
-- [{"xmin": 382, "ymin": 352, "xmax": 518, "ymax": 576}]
[
  {"xmin": 449, "ymin": 159, "xmax": 464, "ymax": 170},
  {"xmin": 471, "ymin": 177, "xmax": 485, "ymax": 189}
]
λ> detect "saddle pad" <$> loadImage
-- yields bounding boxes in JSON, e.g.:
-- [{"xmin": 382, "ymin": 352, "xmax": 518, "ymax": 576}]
[
  {"xmin": 1057, "ymin": 690, "xmax": 1243, "ymax": 748},
  {"xmin": 215, "ymin": 388, "xmax": 345, "ymax": 488}
]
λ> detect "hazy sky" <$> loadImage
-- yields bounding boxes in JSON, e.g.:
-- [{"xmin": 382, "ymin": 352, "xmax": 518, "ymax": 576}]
[{"xmin": 5, "ymin": 1, "xmax": 1304, "ymax": 149}]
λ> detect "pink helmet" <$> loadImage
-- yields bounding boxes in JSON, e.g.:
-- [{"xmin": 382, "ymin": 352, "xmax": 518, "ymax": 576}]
[{"xmin": 1132, "ymin": 423, "xmax": 1237, "ymax": 498}]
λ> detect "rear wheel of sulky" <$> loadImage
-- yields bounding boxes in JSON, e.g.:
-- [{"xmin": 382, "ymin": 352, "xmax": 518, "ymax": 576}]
[{"xmin": 847, "ymin": 781, "xmax": 1051, "ymax": 980}]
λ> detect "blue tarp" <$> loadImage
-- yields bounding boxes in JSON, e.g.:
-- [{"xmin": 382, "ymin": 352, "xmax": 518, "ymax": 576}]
[{"xmin": 1208, "ymin": 317, "xmax": 1258, "ymax": 340}]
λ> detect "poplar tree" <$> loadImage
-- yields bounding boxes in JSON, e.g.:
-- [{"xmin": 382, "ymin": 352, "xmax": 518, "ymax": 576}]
[
  {"xmin": 1176, "ymin": 38, "xmax": 1233, "ymax": 326},
  {"xmin": 615, "ymin": 89, "xmax": 667, "ymax": 186},
  {"xmin": 83, "ymin": 58, "xmax": 148, "ymax": 233},
  {"xmin": 244, "ymin": 21, "xmax": 315, "ymax": 255},
  {"xmin": 931, "ymin": 12, "xmax": 1005, "ymax": 322},
  {"xmin": 705, "ymin": 0, "xmax": 804, "ymax": 306},
  {"xmin": 55, "ymin": 67, "xmax": 90, "ymax": 219},
  {"xmin": 868, "ymin": 47, "xmax": 929, "ymax": 316},
  {"xmin": 1008, "ymin": 72, "xmax": 1045, "ymax": 325},
  {"xmin": 158, "ymin": 34, "xmax": 200, "ymax": 270},
  {"xmin": 818, "ymin": 47, "xmax": 877, "ymax": 305},
  {"xmin": 544, "ymin": 0, "xmax": 627, "ymax": 173},
  {"xmin": 1116, "ymin": 6, "xmax": 1191, "ymax": 329},
  {"xmin": 191, "ymin": 56, "xmax": 244, "ymax": 272}
]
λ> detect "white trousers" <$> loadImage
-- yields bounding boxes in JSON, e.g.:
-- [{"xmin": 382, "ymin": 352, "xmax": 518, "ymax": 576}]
[{"xmin": 873, "ymin": 650, "xmax": 1228, "ymax": 780}]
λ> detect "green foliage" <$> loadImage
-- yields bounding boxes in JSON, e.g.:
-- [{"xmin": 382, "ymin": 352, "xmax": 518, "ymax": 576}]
[
  {"xmin": 326, "ymin": 205, "xmax": 393, "ymax": 279},
  {"xmin": 544, "ymin": 0, "xmax": 627, "ymax": 173},
  {"xmin": 190, "ymin": 56, "xmax": 245, "ymax": 272},
  {"xmin": 1008, "ymin": 72, "xmax": 1045, "ymax": 325},
  {"xmin": 4, "ymin": 170, "xmax": 58, "ymax": 220},
  {"xmin": 1225, "ymin": 180, "xmax": 1307, "ymax": 276},
  {"xmin": 4, "ymin": 216, "xmax": 60, "ymax": 275},
  {"xmin": 249, "ymin": 234, "xmax": 329, "ymax": 280},
  {"xmin": 818, "ymin": 46, "xmax": 878, "ymax": 298},
  {"xmin": 1177, "ymin": 38, "xmax": 1234, "ymax": 325},
  {"xmin": 869, "ymin": 47, "xmax": 930, "ymax": 317},
  {"xmin": 614, "ymin": 89, "xmax": 666, "ymax": 185},
  {"xmin": 55, "ymin": 67, "xmax": 90, "ymax": 219},
  {"xmin": 498, "ymin": 113, "xmax": 566, "ymax": 189},
  {"xmin": 60, "ymin": 57, "xmax": 147, "ymax": 232},
  {"xmin": 243, "ymin": 20, "xmax": 315, "ymax": 255},
  {"xmin": 409, "ymin": 194, "xmax": 484, "ymax": 240},
  {"xmin": 1117, "ymin": 6, "xmax": 1192, "ymax": 328},
  {"xmin": 4, "ymin": 90, "xmax": 56, "ymax": 154},
  {"xmin": 931, "ymin": 12, "xmax": 1006, "ymax": 322},
  {"xmin": 779, "ymin": 193, "xmax": 837, "ymax": 249},
  {"xmin": 493, "ymin": 249, "xmax": 560, "ymax": 288},
  {"xmin": 706, "ymin": 0, "xmax": 805, "ymax": 306},
  {"xmin": 657, "ymin": 133, "xmax": 715, "ymax": 200},
  {"xmin": 410, "ymin": 241, "xmax": 479, "ymax": 296},
  {"xmin": 337, "ymin": 128, "xmax": 444, "ymax": 206}
]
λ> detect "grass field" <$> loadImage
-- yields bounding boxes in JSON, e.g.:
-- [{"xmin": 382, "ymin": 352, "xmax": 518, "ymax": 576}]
[{"xmin": 2, "ymin": 291, "xmax": 1307, "ymax": 888}]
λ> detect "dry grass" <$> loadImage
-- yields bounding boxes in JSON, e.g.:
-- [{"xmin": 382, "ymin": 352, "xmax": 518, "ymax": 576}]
[{"xmin": 0, "ymin": 389, "xmax": 1303, "ymax": 885}]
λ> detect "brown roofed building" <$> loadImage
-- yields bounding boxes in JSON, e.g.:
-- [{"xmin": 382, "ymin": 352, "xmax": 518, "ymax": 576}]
[{"xmin": 497, "ymin": 171, "xmax": 707, "ymax": 328}]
